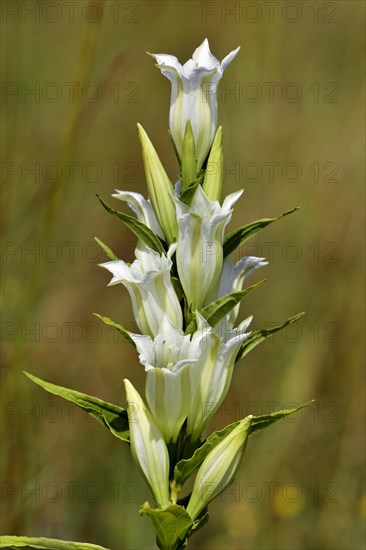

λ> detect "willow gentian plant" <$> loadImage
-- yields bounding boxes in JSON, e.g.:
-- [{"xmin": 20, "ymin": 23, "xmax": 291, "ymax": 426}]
[{"xmin": 1, "ymin": 40, "xmax": 311, "ymax": 550}]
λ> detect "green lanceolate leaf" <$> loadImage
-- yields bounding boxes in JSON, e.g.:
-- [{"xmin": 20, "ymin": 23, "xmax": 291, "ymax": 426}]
[
  {"xmin": 236, "ymin": 311, "xmax": 305, "ymax": 363},
  {"xmin": 0, "ymin": 535, "xmax": 110, "ymax": 550},
  {"xmin": 185, "ymin": 280, "xmax": 265, "ymax": 335},
  {"xmin": 93, "ymin": 313, "xmax": 136, "ymax": 348},
  {"xmin": 24, "ymin": 372, "xmax": 129, "ymax": 444},
  {"xmin": 140, "ymin": 502, "xmax": 193, "ymax": 550},
  {"xmin": 94, "ymin": 236, "xmax": 119, "ymax": 261},
  {"xmin": 249, "ymin": 401, "xmax": 314, "ymax": 435},
  {"xmin": 174, "ymin": 401, "xmax": 312, "ymax": 487},
  {"xmin": 168, "ymin": 128, "xmax": 181, "ymax": 165},
  {"xmin": 223, "ymin": 207, "xmax": 299, "ymax": 258},
  {"xmin": 181, "ymin": 121, "xmax": 197, "ymax": 191},
  {"xmin": 96, "ymin": 194, "xmax": 165, "ymax": 255}
]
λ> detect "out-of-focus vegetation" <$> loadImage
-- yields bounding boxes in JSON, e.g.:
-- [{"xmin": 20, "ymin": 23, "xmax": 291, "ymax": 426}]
[{"xmin": 1, "ymin": 1, "xmax": 364, "ymax": 549}]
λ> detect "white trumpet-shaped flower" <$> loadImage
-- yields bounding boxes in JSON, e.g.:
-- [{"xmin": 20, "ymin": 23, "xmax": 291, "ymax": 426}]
[
  {"xmin": 175, "ymin": 186, "xmax": 243, "ymax": 310},
  {"xmin": 124, "ymin": 379, "xmax": 170, "ymax": 508},
  {"xmin": 132, "ymin": 317, "xmax": 197, "ymax": 443},
  {"xmin": 151, "ymin": 39, "xmax": 240, "ymax": 169},
  {"xmin": 100, "ymin": 244, "xmax": 183, "ymax": 337},
  {"xmin": 186, "ymin": 415, "xmax": 252, "ymax": 520},
  {"xmin": 186, "ymin": 314, "xmax": 252, "ymax": 442},
  {"xmin": 112, "ymin": 189, "xmax": 164, "ymax": 239},
  {"xmin": 216, "ymin": 256, "xmax": 268, "ymax": 331}
]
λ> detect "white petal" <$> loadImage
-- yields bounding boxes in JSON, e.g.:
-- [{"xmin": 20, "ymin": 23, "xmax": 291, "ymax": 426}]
[
  {"xmin": 112, "ymin": 189, "xmax": 164, "ymax": 238},
  {"xmin": 191, "ymin": 38, "xmax": 219, "ymax": 71},
  {"xmin": 99, "ymin": 260, "xmax": 132, "ymax": 285},
  {"xmin": 221, "ymin": 46, "xmax": 241, "ymax": 71},
  {"xmin": 146, "ymin": 365, "xmax": 191, "ymax": 442},
  {"xmin": 222, "ymin": 189, "xmax": 244, "ymax": 212},
  {"xmin": 175, "ymin": 187, "xmax": 238, "ymax": 309},
  {"xmin": 100, "ymin": 248, "xmax": 183, "ymax": 336},
  {"xmin": 150, "ymin": 53, "xmax": 183, "ymax": 75}
]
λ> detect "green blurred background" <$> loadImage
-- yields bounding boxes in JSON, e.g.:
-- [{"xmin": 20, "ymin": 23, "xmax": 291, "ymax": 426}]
[{"xmin": 1, "ymin": 1, "xmax": 364, "ymax": 548}]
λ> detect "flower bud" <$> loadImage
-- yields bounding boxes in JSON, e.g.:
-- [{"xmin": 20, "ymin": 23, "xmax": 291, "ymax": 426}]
[
  {"xmin": 181, "ymin": 120, "xmax": 197, "ymax": 191},
  {"xmin": 124, "ymin": 379, "xmax": 170, "ymax": 508},
  {"xmin": 137, "ymin": 123, "xmax": 178, "ymax": 244},
  {"xmin": 186, "ymin": 415, "xmax": 252, "ymax": 520},
  {"xmin": 202, "ymin": 126, "xmax": 223, "ymax": 202}
]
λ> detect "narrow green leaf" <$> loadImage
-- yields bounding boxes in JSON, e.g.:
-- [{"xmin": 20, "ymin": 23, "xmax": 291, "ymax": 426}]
[
  {"xmin": 236, "ymin": 311, "xmax": 305, "ymax": 362},
  {"xmin": 140, "ymin": 502, "xmax": 193, "ymax": 550},
  {"xmin": 96, "ymin": 194, "xmax": 165, "ymax": 254},
  {"xmin": 93, "ymin": 313, "xmax": 136, "ymax": 348},
  {"xmin": 171, "ymin": 276, "xmax": 184, "ymax": 302},
  {"xmin": 249, "ymin": 401, "xmax": 314, "ymax": 435},
  {"xmin": 168, "ymin": 129, "xmax": 181, "ymax": 165},
  {"xmin": 94, "ymin": 237, "xmax": 119, "ymax": 261},
  {"xmin": 181, "ymin": 121, "xmax": 197, "ymax": 191},
  {"xmin": 185, "ymin": 280, "xmax": 265, "ymax": 335},
  {"xmin": 174, "ymin": 401, "xmax": 312, "ymax": 487},
  {"xmin": 0, "ymin": 535, "xmax": 110, "ymax": 550},
  {"xmin": 223, "ymin": 207, "xmax": 299, "ymax": 258},
  {"xmin": 24, "ymin": 372, "xmax": 129, "ymax": 444}
]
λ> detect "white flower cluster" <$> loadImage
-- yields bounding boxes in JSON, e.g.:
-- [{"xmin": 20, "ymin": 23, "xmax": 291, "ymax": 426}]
[{"xmin": 100, "ymin": 40, "xmax": 267, "ymax": 519}]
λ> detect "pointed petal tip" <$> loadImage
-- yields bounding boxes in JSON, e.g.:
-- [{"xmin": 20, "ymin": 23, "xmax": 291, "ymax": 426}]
[
  {"xmin": 123, "ymin": 378, "xmax": 134, "ymax": 394},
  {"xmin": 201, "ymin": 37, "xmax": 210, "ymax": 49}
]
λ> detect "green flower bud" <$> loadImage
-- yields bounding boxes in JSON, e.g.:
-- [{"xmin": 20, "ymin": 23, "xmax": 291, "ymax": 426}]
[
  {"xmin": 186, "ymin": 416, "xmax": 252, "ymax": 520},
  {"xmin": 202, "ymin": 126, "xmax": 223, "ymax": 202},
  {"xmin": 137, "ymin": 123, "xmax": 178, "ymax": 244},
  {"xmin": 124, "ymin": 379, "xmax": 171, "ymax": 508},
  {"xmin": 181, "ymin": 120, "xmax": 197, "ymax": 191}
]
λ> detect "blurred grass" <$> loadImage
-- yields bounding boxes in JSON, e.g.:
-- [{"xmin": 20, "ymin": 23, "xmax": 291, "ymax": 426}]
[{"xmin": 1, "ymin": 1, "xmax": 365, "ymax": 549}]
